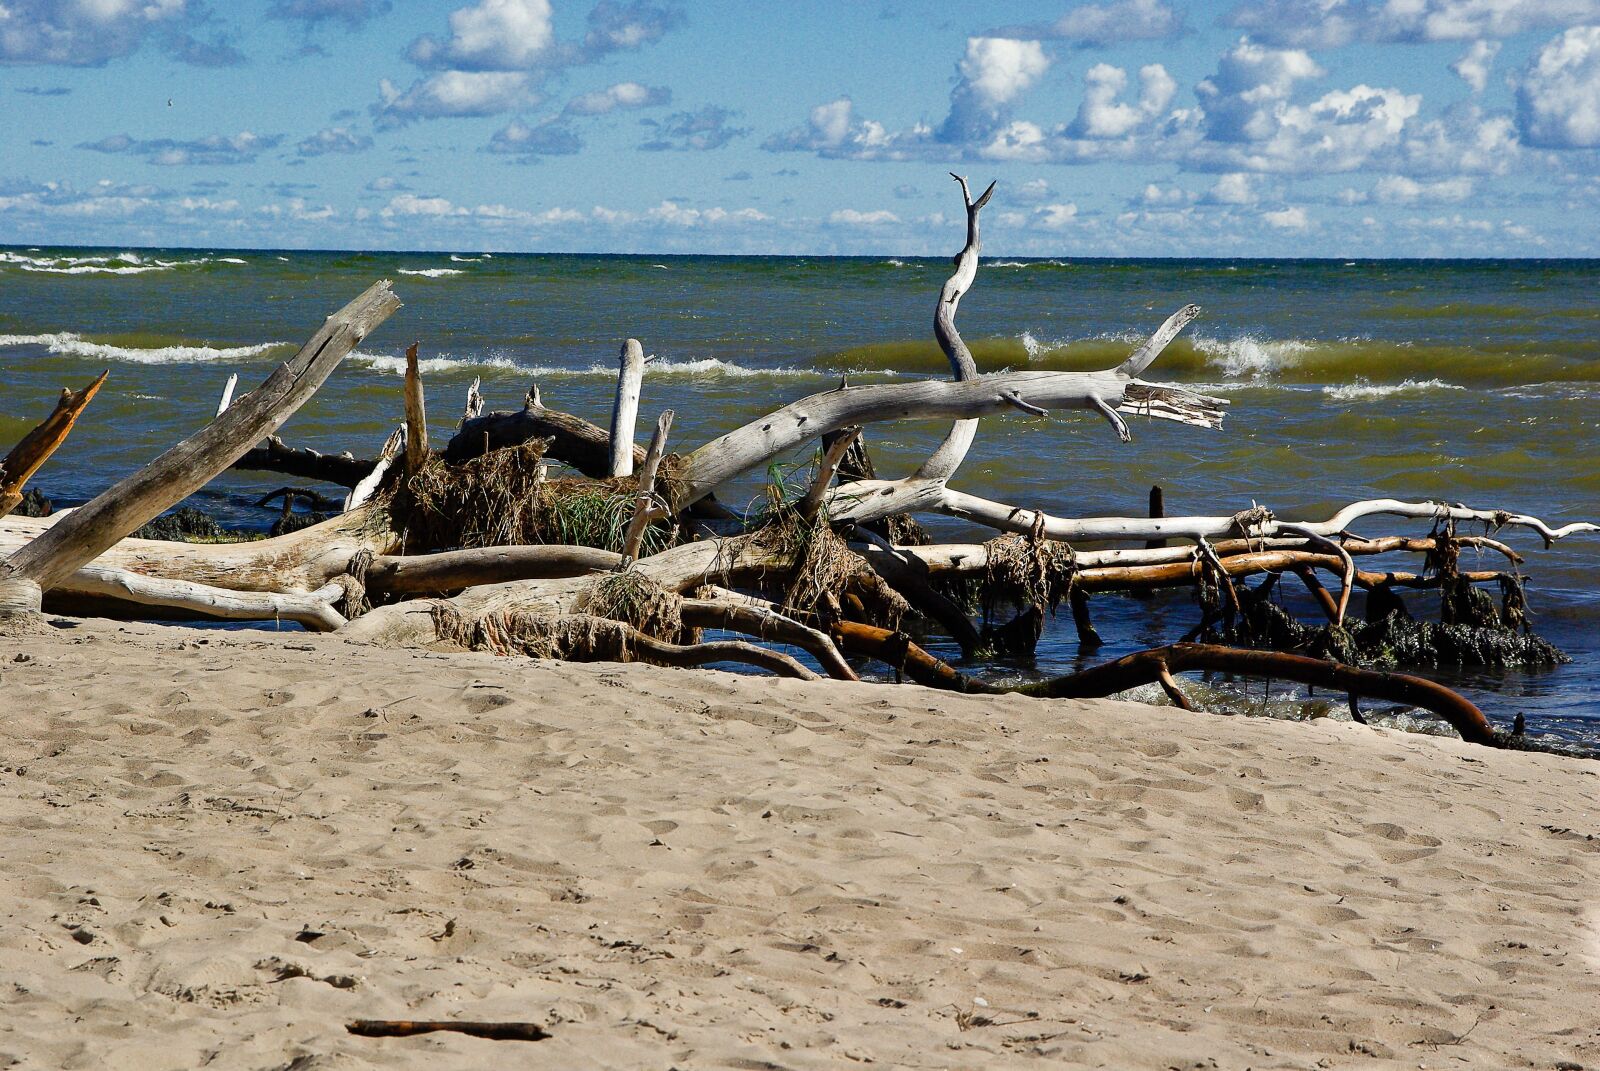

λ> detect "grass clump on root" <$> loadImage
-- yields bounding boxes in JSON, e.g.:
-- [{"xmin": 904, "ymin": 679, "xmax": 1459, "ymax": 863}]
[
  {"xmin": 393, "ymin": 440, "xmax": 678, "ymax": 556},
  {"xmin": 581, "ymin": 569, "xmax": 685, "ymax": 640}
]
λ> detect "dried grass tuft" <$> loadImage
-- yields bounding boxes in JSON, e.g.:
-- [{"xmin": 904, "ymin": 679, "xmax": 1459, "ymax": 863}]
[{"xmin": 581, "ymin": 569, "xmax": 684, "ymax": 640}]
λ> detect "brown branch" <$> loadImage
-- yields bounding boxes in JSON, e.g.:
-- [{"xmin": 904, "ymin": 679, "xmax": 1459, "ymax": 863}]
[
  {"xmin": 348, "ymin": 1020, "xmax": 550, "ymax": 1042},
  {"xmin": 403, "ymin": 341, "xmax": 428, "ymax": 476},
  {"xmin": 0, "ymin": 370, "xmax": 108, "ymax": 519}
]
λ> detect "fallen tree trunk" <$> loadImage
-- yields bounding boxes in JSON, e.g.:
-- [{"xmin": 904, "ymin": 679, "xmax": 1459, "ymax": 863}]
[
  {"xmin": 231, "ymin": 435, "xmax": 375, "ymax": 489},
  {"xmin": 1, "ymin": 370, "xmax": 108, "ymax": 520},
  {"xmin": 0, "ymin": 280, "xmax": 400, "ymax": 613}
]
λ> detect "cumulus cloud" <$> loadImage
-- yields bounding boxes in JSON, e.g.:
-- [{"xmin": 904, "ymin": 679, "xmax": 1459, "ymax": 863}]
[
  {"xmin": 1373, "ymin": 174, "xmax": 1474, "ymax": 202},
  {"xmin": 1066, "ymin": 62, "xmax": 1175, "ymax": 138},
  {"xmin": 268, "ymin": 0, "xmax": 391, "ymax": 30},
  {"xmin": 407, "ymin": 0, "xmax": 554, "ymax": 70},
  {"xmin": 1451, "ymin": 40, "xmax": 1500, "ymax": 93},
  {"xmin": 1202, "ymin": 172, "xmax": 1258, "ymax": 204},
  {"xmin": 0, "ymin": 0, "xmax": 224, "ymax": 67},
  {"xmin": 1224, "ymin": 0, "xmax": 1600, "ymax": 47},
  {"xmin": 581, "ymin": 1, "xmax": 682, "ymax": 56},
  {"xmin": 992, "ymin": 0, "xmax": 1181, "ymax": 46},
  {"xmin": 648, "ymin": 200, "xmax": 768, "ymax": 226},
  {"xmin": 77, "ymin": 130, "xmax": 283, "ymax": 166},
  {"xmin": 296, "ymin": 126, "xmax": 373, "ymax": 156},
  {"xmin": 1262, "ymin": 205, "xmax": 1309, "ymax": 229},
  {"xmin": 1516, "ymin": 25, "xmax": 1600, "ymax": 148},
  {"xmin": 1197, "ymin": 40, "xmax": 1324, "ymax": 143},
  {"xmin": 939, "ymin": 37, "xmax": 1051, "ymax": 143},
  {"xmin": 639, "ymin": 105, "xmax": 748, "ymax": 150},
  {"xmin": 1035, "ymin": 202, "xmax": 1079, "ymax": 228},
  {"xmin": 376, "ymin": 70, "xmax": 535, "ymax": 125},
  {"xmin": 564, "ymin": 81, "xmax": 669, "ymax": 116},
  {"xmin": 761, "ymin": 96, "xmax": 932, "ymax": 159},
  {"xmin": 829, "ymin": 208, "xmax": 900, "ymax": 226},
  {"xmin": 486, "ymin": 116, "xmax": 582, "ymax": 155}
]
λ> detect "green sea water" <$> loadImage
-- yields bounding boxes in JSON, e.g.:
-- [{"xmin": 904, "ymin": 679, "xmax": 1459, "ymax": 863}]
[{"xmin": 3, "ymin": 247, "xmax": 1598, "ymax": 744}]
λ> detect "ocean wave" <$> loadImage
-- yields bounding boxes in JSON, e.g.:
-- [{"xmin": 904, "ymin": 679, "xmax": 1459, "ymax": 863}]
[
  {"xmin": 0, "ymin": 332, "xmax": 290, "ymax": 364},
  {"xmin": 350, "ymin": 351, "xmax": 825, "ymax": 380},
  {"xmin": 1322, "ymin": 378, "xmax": 1465, "ymax": 401},
  {"xmin": 448, "ymin": 254, "xmax": 489, "ymax": 263},
  {"xmin": 1191, "ymin": 335, "xmax": 1316, "ymax": 379},
  {"xmin": 0, "ymin": 250, "xmax": 240, "ymax": 275},
  {"xmin": 397, "ymin": 267, "xmax": 466, "ymax": 278}
]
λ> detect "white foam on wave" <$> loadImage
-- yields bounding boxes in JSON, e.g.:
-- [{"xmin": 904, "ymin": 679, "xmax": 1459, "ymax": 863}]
[
  {"xmin": 449, "ymin": 255, "xmax": 485, "ymax": 263},
  {"xmin": 1322, "ymin": 378, "xmax": 1465, "ymax": 401},
  {"xmin": 397, "ymin": 267, "xmax": 465, "ymax": 278},
  {"xmin": 0, "ymin": 332, "xmax": 289, "ymax": 364},
  {"xmin": 1, "ymin": 249, "xmax": 244, "ymax": 275},
  {"xmin": 1193, "ymin": 335, "xmax": 1314, "ymax": 379},
  {"xmin": 351, "ymin": 350, "xmax": 825, "ymax": 380}
]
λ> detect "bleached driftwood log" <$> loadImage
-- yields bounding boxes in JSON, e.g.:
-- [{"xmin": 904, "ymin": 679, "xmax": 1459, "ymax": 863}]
[
  {"xmin": 0, "ymin": 280, "xmax": 400, "ymax": 614},
  {"xmin": 608, "ymin": 339, "xmax": 645, "ymax": 478}
]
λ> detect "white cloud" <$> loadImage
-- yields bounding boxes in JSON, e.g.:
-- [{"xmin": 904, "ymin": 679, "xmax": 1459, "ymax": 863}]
[
  {"xmin": 0, "ymin": 0, "xmax": 195, "ymax": 66},
  {"xmin": 564, "ymin": 81, "xmax": 669, "ymax": 116},
  {"xmin": 829, "ymin": 208, "xmax": 900, "ymax": 226},
  {"xmin": 645, "ymin": 201, "xmax": 768, "ymax": 226},
  {"xmin": 1224, "ymin": 0, "xmax": 1600, "ymax": 46},
  {"xmin": 1204, "ymin": 172, "xmax": 1258, "ymax": 204},
  {"xmin": 1451, "ymin": 40, "xmax": 1500, "ymax": 93},
  {"xmin": 1137, "ymin": 182, "xmax": 1195, "ymax": 206},
  {"xmin": 941, "ymin": 37, "xmax": 1051, "ymax": 142},
  {"xmin": 381, "ymin": 193, "xmax": 468, "ymax": 217},
  {"xmin": 407, "ymin": 0, "xmax": 553, "ymax": 70},
  {"xmin": 1197, "ymin": 40, "xmax": 1324, "ymax": 143},
  {"xmin": 1516, "ymin": 25, "xmax": 1600, "ymax": 148},
  {"xmin": 1067, "ymin": 63, "xmax": 1175, "ymax": 138},
  {"xmin": 1262, "ymin": 205, "xmax": 1309, "ymax": 229},
  {"xmin": 1036, "ymin": 202, "xmax": 1079, "ymax": 228},
  {"xmin": 376, "ymin": 70, "xmax": 534, "ymax": 124},
  {"xmin": 639, "ymin": 106, "xmax": 749, "ymax": 151},
  {"xmin": 1373, "ymin": 174, "xmax": 1474, "ymax": 202},
  {"xmin": 998, "ymin": 0, "xmax": 1180, "ymax": 46},
  {"xmin": 77, "ymin": 130, "xmax": 282, "ymax": 166},
  {"xmin": 296, "ymin": 126, "xmax": 373, "ymax": 157},
  {"xmin": 1013, "ymin": 178, "xmax": 1054, "ymax": 203},
  {"xmin": 486, "ymin": 117, "xmax": 580, "ymax": 156}
]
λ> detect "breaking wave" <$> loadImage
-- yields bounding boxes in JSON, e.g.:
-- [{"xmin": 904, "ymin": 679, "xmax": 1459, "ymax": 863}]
[
  {"xmin": 0, "ymin": 250, "xmax": 245, "ymax": 275},
  {"xmin": 0, "ymin": 332, "xmax": 290, "ymax": 364},
  {"xmin": 397, "ymin": 267, "xmax": 465, "ymax": 278}
]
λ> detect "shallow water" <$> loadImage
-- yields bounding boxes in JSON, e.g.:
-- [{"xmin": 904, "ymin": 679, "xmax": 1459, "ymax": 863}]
[{"xmin": 3, "ymin": 248, "xmax": 1598, "ymax": 745}]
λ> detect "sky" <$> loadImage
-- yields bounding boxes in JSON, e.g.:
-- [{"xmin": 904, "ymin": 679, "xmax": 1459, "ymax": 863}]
[{"xmin": 1, "ymin": 0, "xmax": 1599, "ymax": 256}]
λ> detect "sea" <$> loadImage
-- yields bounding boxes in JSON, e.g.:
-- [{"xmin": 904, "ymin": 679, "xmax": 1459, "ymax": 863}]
[{"xmin": 3, "ymin": 248, "xmax": 1598, "ymax": 748}]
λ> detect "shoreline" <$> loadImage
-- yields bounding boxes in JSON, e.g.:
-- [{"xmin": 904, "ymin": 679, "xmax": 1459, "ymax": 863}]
[{"xmin": 3, "ymin": 618, "xmax": 1596, "ymax": 1068}]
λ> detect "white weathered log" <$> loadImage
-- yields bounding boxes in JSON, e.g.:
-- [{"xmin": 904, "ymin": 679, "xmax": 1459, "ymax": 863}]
[
  {"xmin": 215, "ymin": 373, "xmax": 238, "ymax": 416},
  {"xmin": 2, "ymin": 505, "xmax": 395, "ymax": 597},
  {"xmin": 67, "ymin": 566, "xmax": 347, "ymax": 631},
  {"xmin": 345, "ymin": 425, "xmax": 406, "ymax": 511},
  {"xmin": 0, "ymin": 280, "xmax": 401, "ymax": 608},
  {"xmin": 462, "ymin": 376, "xmax": 484, "ymax": 426},
  {"xmin": 798, "ymin": 426, "xmax": 860, "ymax": 522},
  {"xmin": 927, "ymin": 493, "xmax": 1598, "ymax": 547},
  {"xmin": 608, "ymin": 338, "xmax": 646, "ymax": 478}
]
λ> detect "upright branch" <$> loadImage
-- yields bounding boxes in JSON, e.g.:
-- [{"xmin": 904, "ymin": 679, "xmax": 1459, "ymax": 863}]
[
  {"xmin": 620, "ymin": 410, "xmax": 674, "ymax": 566},
  {"xmin": 608, "ymin": 338, "xmax": 646, "ymax": 478},
  {"xmin": 0, "ymin": 279, "xmax": 400, "ymax": 610},
  {"xmin": 403, "ymin": 341, "xmax": 428, "ymax": 476},
  {"xmin": 916, "ymin": 173, "xmax": 993, "ymax": 483},
  {"xmin": 0, "ymin": 370, "xmax": 108, "ymax": 519}
]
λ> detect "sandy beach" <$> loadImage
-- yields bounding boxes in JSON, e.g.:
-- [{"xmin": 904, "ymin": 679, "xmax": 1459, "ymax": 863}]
[{"xmin": 0, "ymin": 617, "xmax": 1593, "ymax": 1069}]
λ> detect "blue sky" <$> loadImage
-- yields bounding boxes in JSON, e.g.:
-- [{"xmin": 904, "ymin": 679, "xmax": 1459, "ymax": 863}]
[{"xmin": 2, "ymin": 0, "xmax": 1598, "ymax": 255}]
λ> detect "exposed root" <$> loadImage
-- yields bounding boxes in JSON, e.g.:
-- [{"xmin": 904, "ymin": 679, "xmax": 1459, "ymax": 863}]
[
  {"xmin": 429, "ymin": 606, "xmax": 814, "ymax": 678},
  {"xmin": 393, "ymin": 440, "xmax": 677, "ymax": 556},
  {"xmin": 752, "ymin": 499, "xmax": 906, "ymax": 627},
  {"xmin": 580, "ymin": 568, "xmax": 684, "ymax": 640}
]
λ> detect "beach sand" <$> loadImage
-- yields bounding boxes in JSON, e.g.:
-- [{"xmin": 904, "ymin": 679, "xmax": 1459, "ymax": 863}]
[{"xmin": 1, "ymin": 617, "xmax": 1596, "ymax": 1069}]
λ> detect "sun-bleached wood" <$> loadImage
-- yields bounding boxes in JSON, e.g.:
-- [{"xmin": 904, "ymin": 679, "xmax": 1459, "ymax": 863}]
[
  {"xmin": 0, "ymin": 280, "xmax": 400, "ymax": 609},
  {"xmin": 608, "ymin": 338, "xmax": 646, "ymax": 478}
]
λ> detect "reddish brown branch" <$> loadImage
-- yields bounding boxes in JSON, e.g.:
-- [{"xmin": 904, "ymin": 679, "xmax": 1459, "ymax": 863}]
[{"xmin": 1, "ymin": 370, "xmax": 108, "ymax": 519}]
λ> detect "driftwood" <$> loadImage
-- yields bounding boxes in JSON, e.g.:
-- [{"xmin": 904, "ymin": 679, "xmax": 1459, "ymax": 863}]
[
  {"xmin": 0, "ymin": 280, "xmax": 399, "ymax": 613},
  {"xmin": 5, "ymin": 177, "xmax": 1595, "ymax": 755},
  {"xmin": 0, "ymin": 370, "xmax": 107, "ymax": 519},
  {"xmin": 608, "ymin": 338, "xmax": 645, "ymax": 477},
  {"xmin": 232, "ymin": 435, "xmax": 375, "ymax": 489},
  {"xmin": 348, "ymin": 1020, "xmax": 550, "ymax": 1042}
]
